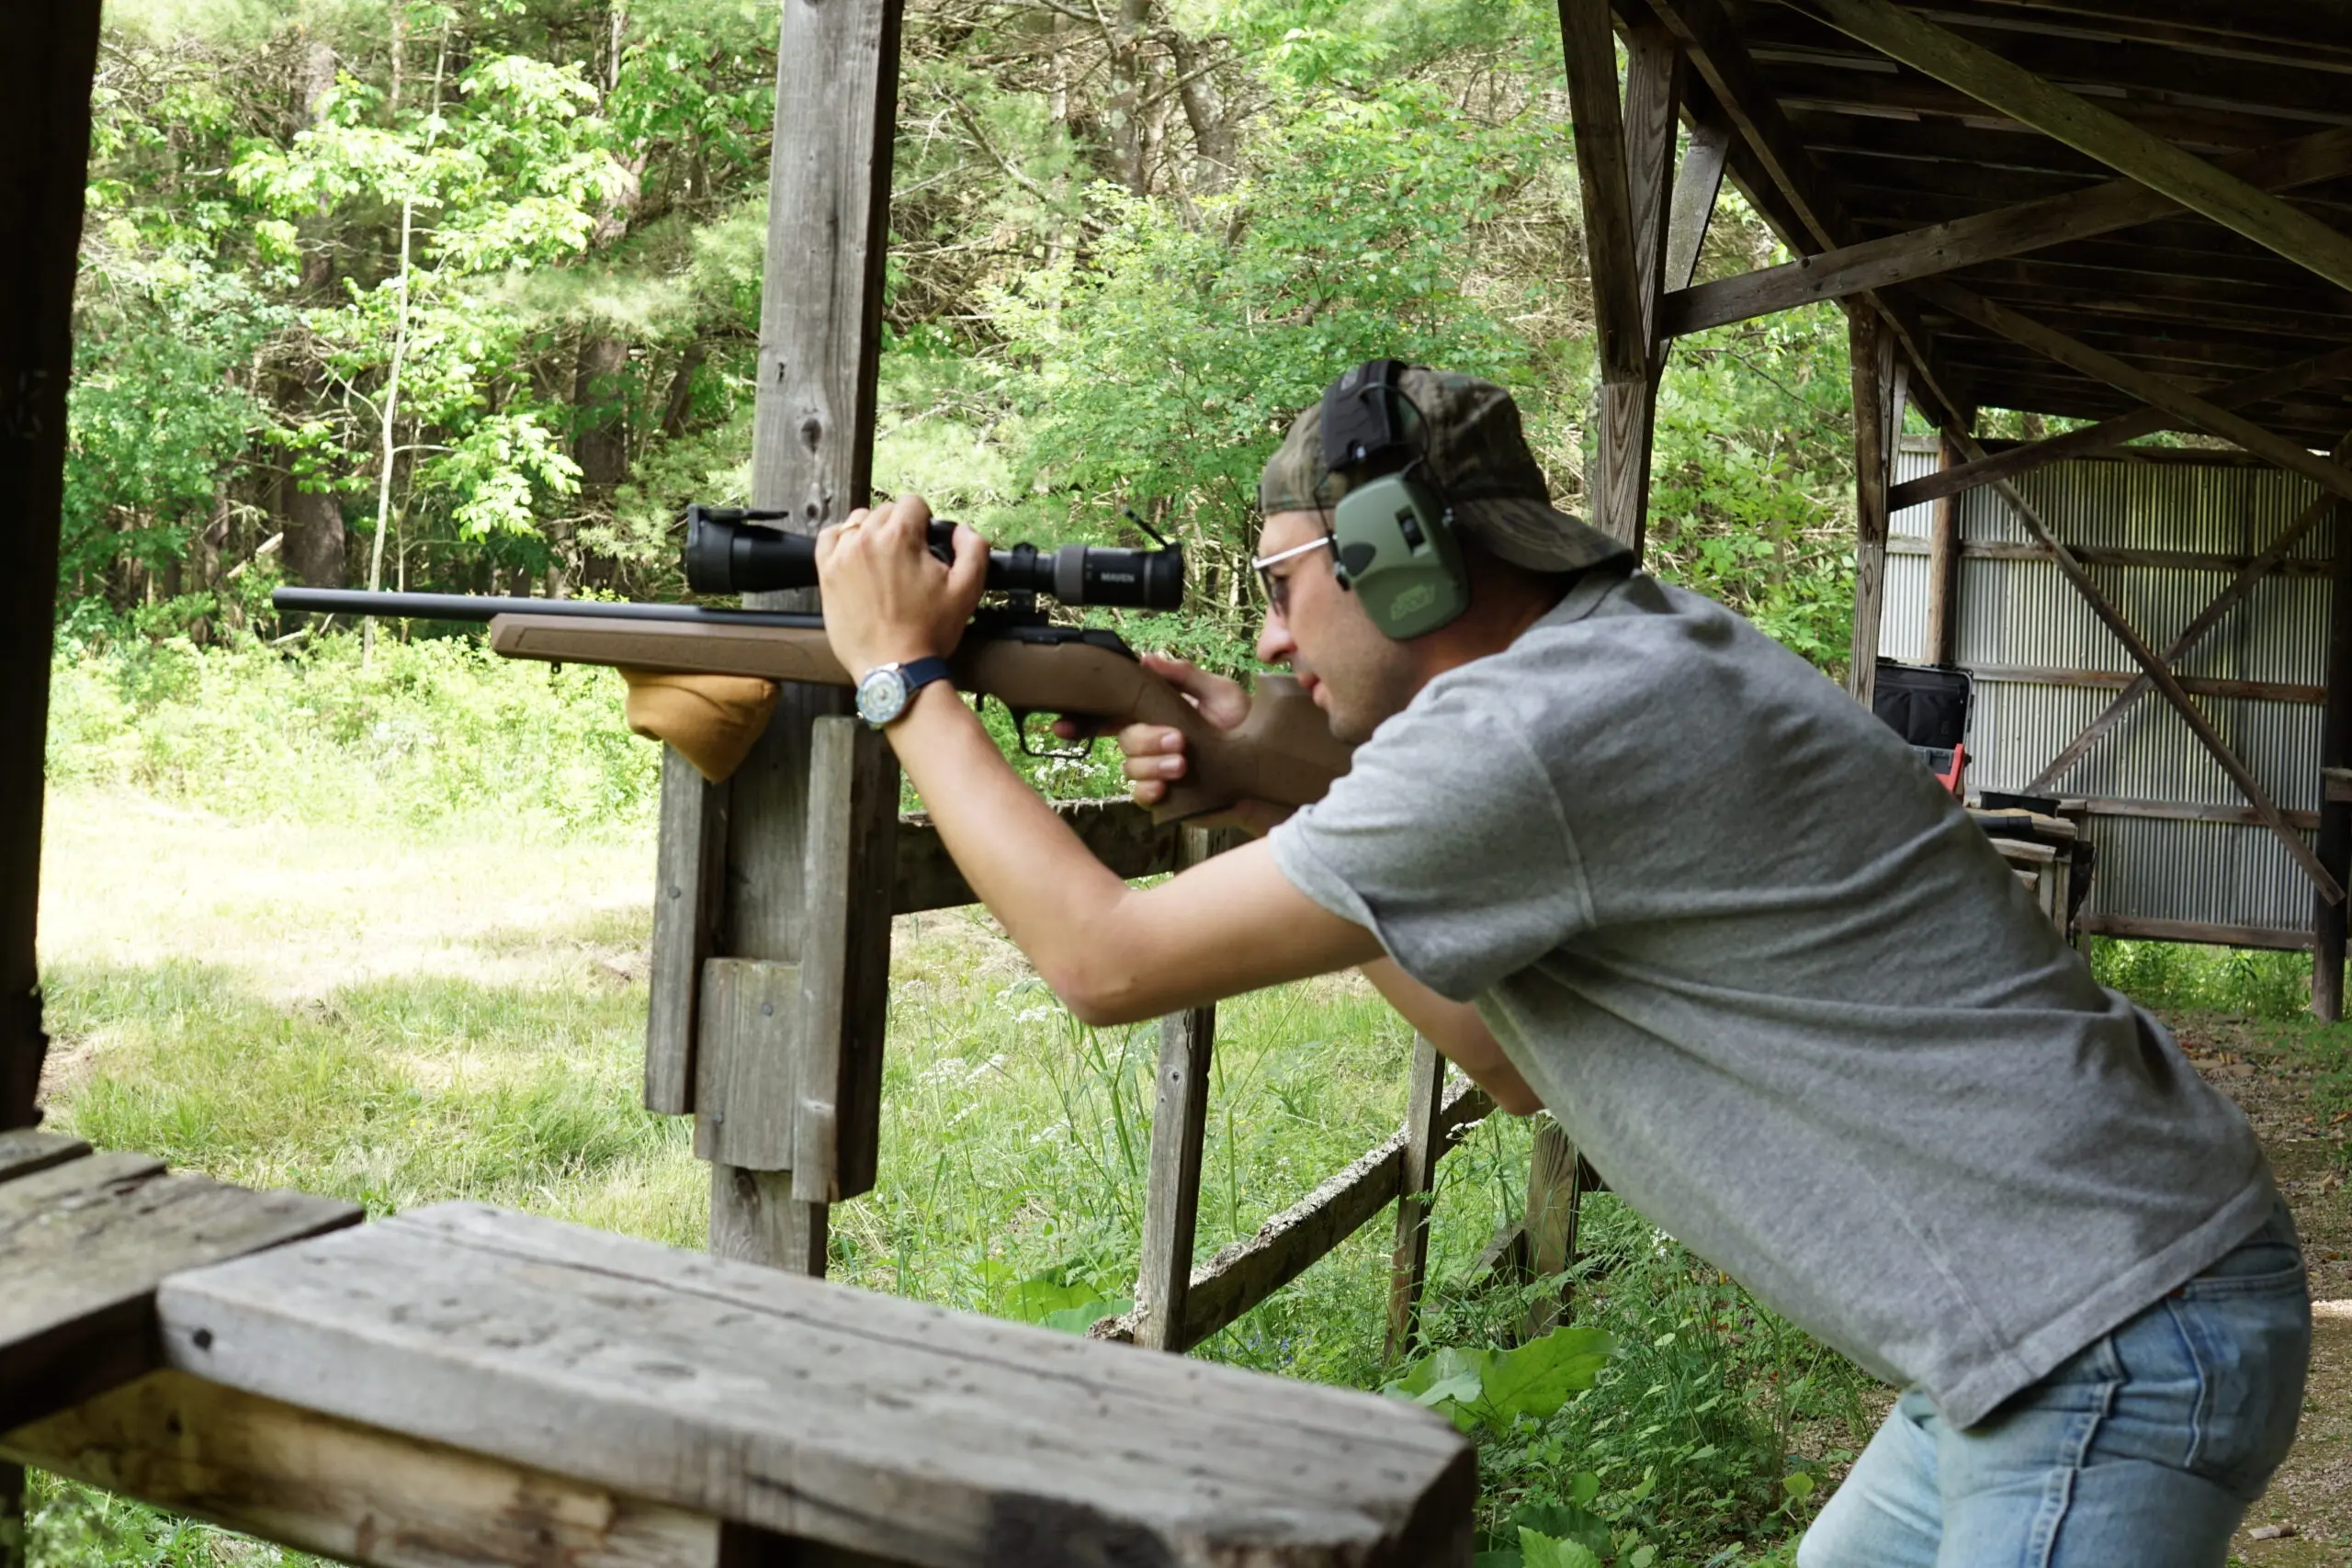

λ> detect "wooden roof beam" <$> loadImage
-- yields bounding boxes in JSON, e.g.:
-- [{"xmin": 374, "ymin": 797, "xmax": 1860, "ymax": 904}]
[
  {"xmin": 1792, "ymin": 0, "xmax": 2352, "ymax": 296},
  {"xmin": 1662, "ymin": 125, "xmax": 2352, "ymax": 337},
  {"xmin": 1890, "ymin": 343, "xmax": 2352, "ymax": 510},
  {"xmin": 1916, "ymin": 277, "xmax": 2352, "ymax": 505},
  {"xmin": 1645, "ymin": 0, "xmax": 1971, "ymax": 430}
]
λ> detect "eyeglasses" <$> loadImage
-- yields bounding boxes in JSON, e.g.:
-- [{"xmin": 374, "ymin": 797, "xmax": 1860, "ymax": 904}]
[{"xmin": 1251, "ymin": 536, "xmax": 1334, "ymax": 617}]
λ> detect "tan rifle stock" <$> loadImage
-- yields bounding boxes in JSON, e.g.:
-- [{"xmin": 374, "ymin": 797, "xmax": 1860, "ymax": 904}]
[{"xmin": 487, "ymin": 613, "xmax": 1352, "ymax": 824}]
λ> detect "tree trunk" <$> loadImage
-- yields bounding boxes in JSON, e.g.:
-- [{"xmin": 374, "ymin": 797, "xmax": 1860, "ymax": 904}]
[{"xmin": 281, "ymin": 481, "xmax": 345, "ymax": 587}]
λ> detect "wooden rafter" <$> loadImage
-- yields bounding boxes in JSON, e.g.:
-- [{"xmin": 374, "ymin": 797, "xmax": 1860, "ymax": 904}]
[
  {"xmin": 1945, "ymin": 425, "xmax": 2345, "ymax": 902},
  {"xmin": 1889, "ymin": 344, "xmax": 2352, "ymax": 512},
  {"xmin": 1664, "ymin": 113, "xmax": 1733, "ymax": 293},
  {"xmin": 1795, "ymin": 0, "xmax": 2352, "ymax": 296},
  {"xmin": 1917, "ymin": 279, "xmax": 2352, "ymax": 505},
  {"xmin": 2028, "ymin": 435, "xmax": 2352, "ymax": 794},
  {"xmin": 1661, "ymin": 126, "xmax": 2352, "ymax": 338}
]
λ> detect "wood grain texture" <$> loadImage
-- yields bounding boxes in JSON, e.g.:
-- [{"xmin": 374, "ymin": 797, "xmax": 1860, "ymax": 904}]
[
  {"xmin": 694, "ymin": 958, "xmax": 802, "ymax": 1170},
  {"xmin": 157, "ymin": 1202, "xmax": 1476, "ymax": 1568},
  {"xmin": 646, "ymin": 749, "xmax": 729, "ymax": 1116},
  {"xmin": 1889, "ymin": 347, "xmax": 2352, "ymax": 513},
  {"xmin": 2075, "ymin": 914, "xmax": 2313, "ymax": 953},
  {"xmin": 795, "ymin": 717, "xmax": 897, "ymax": 1201},
  {"xmin": 1383, "ymin": 1038, "xmax": 1448, "ymax": 1362},
  {"xmin": 0, "ymin": 1153, "xmax": 357, "ymax": 1430},
  {"xmin": 1134, "ymin": 826, "xmax": 1229, "ymax": 1354},
  {"xmin": 1925, "ymin": 435, "xmax": 1962, "ymax": 665},
  {"xmin": 1521, "ymin": 1122, "xmax": 1587, "ymax": 1341},
  {"xmin": 1664, "ymin": 114, "xmax": 1731, "ymax": 296},
  {"xmin": 1796, "ymin": 0, "xmax": 2352, "ymax": 297},
  {"xmin": 0, "ymin": 1129, "xmax": 89, "ymax": 1185},
  {"xmin": 1660, "ymin": 126, "xmax": 2352, "ymax": 337},
  {"xmin": 1, "ymin": 0, "xmax": 104, "ymax": 1133},
  {"xmin": 1561, "ymin": 0, "xmax": 1645, "ymax": 386},
  {"xmin": 3, "ymin": 1371, "xmax": 719, "ymax": 1568},
  {"xmin": 892, "ymin": 799, "xmax": 1182, "ymax": 914},
  {"xmin": 1846, "ymin": 307, "xmax": 1895, "ymax": 706},
  {"xmin": 1918, "ymin": 282, "xmax": 2352, "ymax": 506},
  {"xmin": 1114, "ymin": 1079, "xmax": 1494, "ymax": 1354}
]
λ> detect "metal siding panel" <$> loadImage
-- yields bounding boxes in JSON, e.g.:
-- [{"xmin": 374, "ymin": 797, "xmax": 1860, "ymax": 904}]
[{"xmin": 1942, "ymin": 453, "xmax": 2329, "ymax": 940}]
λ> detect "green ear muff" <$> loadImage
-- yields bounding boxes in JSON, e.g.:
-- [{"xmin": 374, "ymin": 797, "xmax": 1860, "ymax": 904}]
[{"xmin": 1330, "ymin": 469, "xmax": 1468, "ymax": 638}]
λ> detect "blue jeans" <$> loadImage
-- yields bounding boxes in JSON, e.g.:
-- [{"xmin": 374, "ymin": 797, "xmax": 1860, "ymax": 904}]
[{"xmin": 1799, "ymin": 1201, "xmax": 2311, "ymax": 1568}]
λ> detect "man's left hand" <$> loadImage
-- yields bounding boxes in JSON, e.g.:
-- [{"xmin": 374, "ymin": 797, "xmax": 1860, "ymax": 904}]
[{"xmin": 814, "ymin": 493, "xmax": 989, "ymax": 676}]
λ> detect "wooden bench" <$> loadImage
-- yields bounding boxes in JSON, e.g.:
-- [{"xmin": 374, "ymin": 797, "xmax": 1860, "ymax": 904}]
[{"xmin": 2, "ymin": 1136, "xmax": 1474, "ymax": 1568}]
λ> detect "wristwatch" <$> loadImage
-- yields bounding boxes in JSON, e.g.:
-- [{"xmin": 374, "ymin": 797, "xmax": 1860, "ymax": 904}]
[{"xmin": 854, "ymin": 657, "xmax": 953, "ymax": 728}]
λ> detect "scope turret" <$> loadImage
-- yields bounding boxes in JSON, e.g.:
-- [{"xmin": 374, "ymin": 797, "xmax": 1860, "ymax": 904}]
[{"xmin": 683, "ymin": 506, "xmax": 1183, "ymax": 611}]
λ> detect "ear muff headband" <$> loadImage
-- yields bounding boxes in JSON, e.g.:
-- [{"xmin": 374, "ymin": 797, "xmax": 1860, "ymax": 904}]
[{"xmin": 1317, "ymin": 362, "xmax": 1470, "ymax": 640}]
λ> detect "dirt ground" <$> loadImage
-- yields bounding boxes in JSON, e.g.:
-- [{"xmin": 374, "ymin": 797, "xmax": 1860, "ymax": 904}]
[{"xmin": 2174, "ymin": 1017, "xmax": 2351, "ymax": 1564}]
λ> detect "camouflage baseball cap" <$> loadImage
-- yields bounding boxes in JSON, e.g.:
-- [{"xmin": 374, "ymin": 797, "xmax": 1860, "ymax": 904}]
[{"xmin": 1258, "ymin": 367, "xmax": 1633, "ymax": 573}]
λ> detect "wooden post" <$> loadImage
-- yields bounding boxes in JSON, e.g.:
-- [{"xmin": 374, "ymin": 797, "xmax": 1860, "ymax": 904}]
[
  {"xmin": 1926, "ymin": 434, "xmax": 1963, "ymax": 667},
  {"xmin": 0, "ymin": 0, "xmax": 102, "ymax": 1143},
  {"xmin": 1847, "ymin": 306, "xmax": 1899, "ymax": 708},
  {"xmin": 1136, "ymin": 826, "xmax": 1224, "ymax": 1351},
  {"xmin": 1521, "ymin": 1120, "xmax": 1588, "ymax": 1340},
  {"xmin": 1385, "ymin": 1036, "xmax": 1448, "ymax": 1360},
  {"xmin": 2316, "ymin": 501, "xmax": 2352, "ymax": 1021},
  {"xmin": 690, "ymin": 0, "xmax": 905, "ymax": 1273}
]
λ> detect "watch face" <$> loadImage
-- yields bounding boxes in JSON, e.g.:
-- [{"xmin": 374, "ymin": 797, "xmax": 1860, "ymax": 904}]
[{"xmin": 856, "ymin": 665, "xmax": 908, "ymax": 726}]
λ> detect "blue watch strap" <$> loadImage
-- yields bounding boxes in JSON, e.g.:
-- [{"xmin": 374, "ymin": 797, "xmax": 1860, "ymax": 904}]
[{"xmin": 899, "ymin": 657, "xmax": 953, "ymax": 700}]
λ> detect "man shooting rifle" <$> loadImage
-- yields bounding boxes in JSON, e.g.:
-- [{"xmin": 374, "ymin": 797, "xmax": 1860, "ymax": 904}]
[{"xmin": 646, "ymin": 363, "xmax": 2309, "ymax": 1565}]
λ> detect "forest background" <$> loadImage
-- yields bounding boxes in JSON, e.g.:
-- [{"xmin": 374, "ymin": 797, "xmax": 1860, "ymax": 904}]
[{"xmin": 37, "ymin": 0, "xmax": 1986, "ymax": 1563}]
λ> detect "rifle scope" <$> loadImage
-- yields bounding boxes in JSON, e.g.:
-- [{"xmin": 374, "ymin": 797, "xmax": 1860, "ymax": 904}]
[{"xmin": 684, "ymin": 506, "xmax": 1184, "ymax": 610}]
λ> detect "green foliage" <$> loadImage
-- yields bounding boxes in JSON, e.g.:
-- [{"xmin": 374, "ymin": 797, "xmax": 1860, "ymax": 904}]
[
  {"xmin": 2088, "ymin": 939, "xmax": 2312, "ymax": 1022},
  {"xmin": 1387, "ymin": 1325, "xmax": 1614, "ymax": 1435}
]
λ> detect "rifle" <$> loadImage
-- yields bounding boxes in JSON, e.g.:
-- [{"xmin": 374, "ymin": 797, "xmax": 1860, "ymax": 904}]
[{"xmin": 273, "ymin": 511, "xmax": 1351, "ymax": 825}]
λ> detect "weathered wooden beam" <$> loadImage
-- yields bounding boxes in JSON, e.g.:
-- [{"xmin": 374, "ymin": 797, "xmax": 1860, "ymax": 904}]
[
  {"xmin": 1925, "ymin": 434, "xmax": 1962, "ymax": 665},
  {"xmin": 1521, "ymin": 1122, "xmax": 1588, "ymax": 1340},
  {"xmin": 1135, "ymin": 825, "xmax": 1227, "ymax": 1354},
  {"xmin": 1946, "ymin": 427, "xmax": 2344, "ymax": 903},
  {"xmin": 1562, "ymin": 0, "xmax": 1646, "ymax": 387},
  {"xmin": 1888, "ymin": 537, "xmax": 2337, "ymax": 580},
  {"xmin": 1661, "ymin": 126, "xmax": 2352, "ymax": 338},
  {"xmin": 1, "ymin": 0, "xmax": 104, "ymax": 1134},
  {"xmin": 2075, "ymin": 914, "xmax": 2313, "ymax": 953},
  {"xmin": 161, "ymin": 1202, "xmax": 1477, "ymax": 1568},
  {"xmin": 793, "ymin": 717, "xmax": 896, "ymax": 1202},
  {"xmin": 1981, "ymin": 667, "xmax": 2324, "ymax": 709},
  {"xmin": 1795, "ymin": 0, "xmax": 2352, "ymax": 297},
  {"xmin": 1890, "ymin": 345, "xmax": 2352, "ymax": 513},
  {"xmin": 1918, "ymin": 281, "xmax": 2352, "ymax": 507},
  {"xmin": 701, "ymin": 0, "xmax": 907, "ymax": 1272},
  {"xmin": 1664, "ymin": 114, "xmax": 1733, "ymax": 294},
  {"xmin": 0, "ymin": 1154, "xmax": 358, "ymax": 1431},
  {"xmin": 4, "ymin": 1371, "xmax": 723, "ymax": 1568},
  {"xmin": 1848, "ymin": 307, "xmax": 1900, "ymax": 707},
  {"xmin": 644, "ymin": 750, "xmax": 729, "ymax": 1116},
  {"xmin": 2028, "ymin": 438, "xmax": 2352, "ymax": 793},
  {"xmin": 1384, "ymin": 1037, "xmax": 1449, "ymax": 1361},
  {"xmin": 0, "ymin": 1128, "xmax": 89, "ymax": 1184},
  {"xmin": 2319, "ymin": 500, "xmax": 2352, "ymax": 1021},
  {"xmin": 2063, "ymin": 797, "xmax": 2319, "ymax": 833}
]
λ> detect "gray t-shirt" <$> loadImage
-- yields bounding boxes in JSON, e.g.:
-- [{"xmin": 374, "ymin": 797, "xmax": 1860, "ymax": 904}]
[{"xmin": 1269, "ymin": 571, "xmax": 2273, "ymax": 1428}]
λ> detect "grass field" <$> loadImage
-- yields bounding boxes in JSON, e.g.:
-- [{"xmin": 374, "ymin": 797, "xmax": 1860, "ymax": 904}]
[{"xmin": 20, "ymin": 640, "xmax": 1922, "ymax": 1565}]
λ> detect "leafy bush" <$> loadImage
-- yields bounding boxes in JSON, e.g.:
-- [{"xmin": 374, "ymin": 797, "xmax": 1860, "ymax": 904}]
[{"xmin": 2088, "ymin": 939, "xmax": 2311, "ymax": 1022}]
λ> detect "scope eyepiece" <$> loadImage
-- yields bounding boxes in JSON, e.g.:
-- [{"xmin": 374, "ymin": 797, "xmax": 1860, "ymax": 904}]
[{"xmin": 683, "ymin": 506, "xmax": 1184, "ymax": 611}]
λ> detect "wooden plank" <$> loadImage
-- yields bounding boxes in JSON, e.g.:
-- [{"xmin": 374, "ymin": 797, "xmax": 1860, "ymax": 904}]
[
  {"xmin": 2327, "ymin": 766, "xmax": 2352, "ymax": 806},
  {"xmin": 0, "ymin": 1128, "xmax": 89, "ymax": 1184},
  {"xmin": 1170, "ymin": 1079, "xmax": 1494, "ymax": 1353},
  {"xmin": 2075, "ymin": 914, "xmax": 2313, "ymax": 953},
  {"xmin": 0, "ymin": 1153, "xmax": 358, "ymax": 1431},
  {"xmin": 1661, "ymin": 126, "xmax": 2352, "ymax": 337},
  {"xmin": 1134, "ymin": 825, "xmax": 1226, "ymax": 1353},
  {"xmin": 1384, "ymin": 1037, "xmax": 1449, "ymax": 1361},
  {"xmin": 1886, "ymin": 537, "xmax": 2338, "ymax": 581},
  {"xmin": 1664, "ymin": 114, "xmax": 1732, "ymax": 294},
  {"xmin": 705, "ymin": 0, "xmax": 906, "ymax": 1271},
  {"xmin": 1847, "ymin": 307, "xmax": 1896, "ymax": 707},
  {"xmin": 2061, "ymin": 796, "xmax": 2320, "ymax": 832},
  {"xmin": 794, "ymin": 717, "xmax": 897, "ymax": 1202},
  {"xmin": 1521, "ymin": 1122, "xmax": 1586, "ymax": 1341},
  {"xmin": 645, "ymin": 749, "xmax": 729, "ymax": 1116},
  {"xmin": 1947, "ymin": 427, "xmax": 2345, "ymax": 903},
  {"xmin": 892, "ymin": 798, "xmax": 1182, "ymax": 915},
  {"xmin": 1926, "ymin": 434, "xmax": 1962, "ymax": 664},
  {"xmin": 3, "ymin": 1371, "xmax": 720, "ymax": 1568},
  {"xmin": 1, "ymin": 0, "xmax": 104, "ymax": 1134},
  {"xmin": 1917, "ymin": 281, "xmax": 2352, "ymax": 508},
  {"xmin": 158, "ymin": 1203, "xmax": 1477, "ymax": 1568},
  {"xmin": 1563, "ymin": 0, "xmax": 1646, "ymax": 386},
  {"xmin": 2319, "ymin": 499, "xmax": 2352, "ymax": 1021},
  {"xmin": 2027, "ymin": 434, "xmax": 2352, "ymax": 792},
  {"xmin": 1796, "ymin": 0, "xmax": 2352, "ymax": 296},
  {"xmin": 693, "ymin": 958, "xmax": 801, "ymax": 1172},
  {"xmin": 1976, "ymin": 667, "xmax": 2324, "ymax": 709}
]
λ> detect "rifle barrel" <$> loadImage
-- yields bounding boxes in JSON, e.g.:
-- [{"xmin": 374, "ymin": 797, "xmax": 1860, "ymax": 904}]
[{"xmin": 273, "ymin": 588, "xmax": 825, "ymax": 630}]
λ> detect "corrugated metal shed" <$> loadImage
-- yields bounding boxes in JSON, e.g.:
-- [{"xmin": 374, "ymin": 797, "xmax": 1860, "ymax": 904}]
[{"xmin": 1882, "ymin": 438, "xmax": 2335, "ymax": 948}]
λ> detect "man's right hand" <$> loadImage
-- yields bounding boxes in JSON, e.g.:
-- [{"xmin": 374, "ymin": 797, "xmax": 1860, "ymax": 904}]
[{"xmin": 1057, "ymin": 652, "xmax": 1295, "ymax": 837}]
